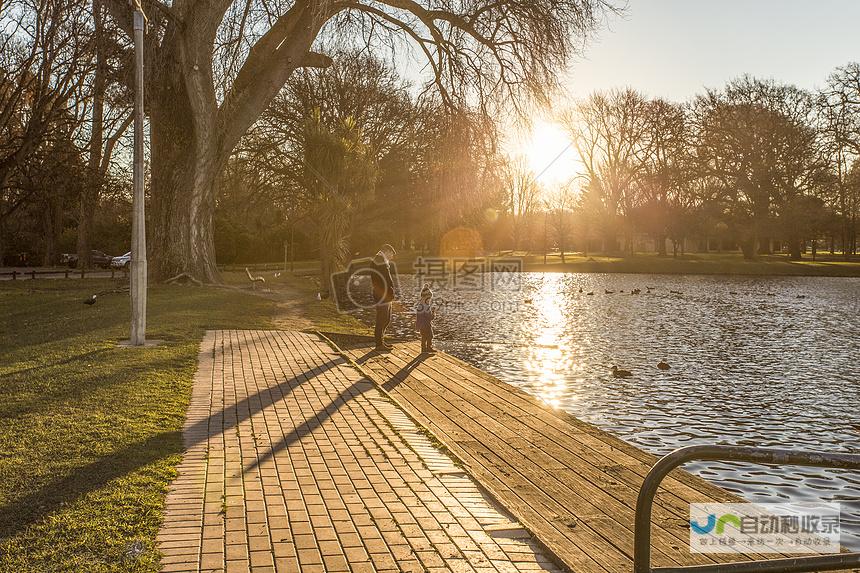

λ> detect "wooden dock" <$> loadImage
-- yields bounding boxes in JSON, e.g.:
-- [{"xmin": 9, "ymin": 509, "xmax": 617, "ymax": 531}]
[{"xmin": 321, "ymin": 334, "xmax": 847, "ymax": 573}]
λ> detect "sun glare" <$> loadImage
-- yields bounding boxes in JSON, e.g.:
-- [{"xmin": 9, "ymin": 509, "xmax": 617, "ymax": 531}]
[
  {"xmin": 514, "ymin": 119, "xmax": 580, "ymax": 185},
  {"xmin": 522, "ymin": 275, "xmax": 578, "ymax": 409}
]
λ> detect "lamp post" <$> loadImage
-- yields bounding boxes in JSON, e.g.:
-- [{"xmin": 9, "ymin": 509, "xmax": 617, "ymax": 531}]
[
  {"xmin": 129, "ymin": 1, "xmax": 147, "ymax": 345},
  {"xmin": 543, "ymin": 210, "xmax": 548, "ymax": 265}
]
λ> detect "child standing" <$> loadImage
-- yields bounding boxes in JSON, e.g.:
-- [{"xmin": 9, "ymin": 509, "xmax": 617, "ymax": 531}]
[{"xmin": 415, "ymin": 285, "xmax": 436, "ymax": 354}]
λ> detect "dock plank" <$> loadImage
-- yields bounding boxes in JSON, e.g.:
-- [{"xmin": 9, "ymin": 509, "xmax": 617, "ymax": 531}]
[
  {"xmin": 323, "ymin": 334, "xmax": 839, "ymax": 572},
  {"xmin": 415, "ymin": 351, "xmax": 819, "ymax": 564},
  {"xmin": 355, "ymin": 345, "xmax": 711, "ymax": 569}
]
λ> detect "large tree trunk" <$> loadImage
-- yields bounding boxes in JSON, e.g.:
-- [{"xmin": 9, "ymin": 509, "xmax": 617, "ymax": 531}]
[
  {"xmin": 136, "ymin": 1, "xmax": 326, "ymax": 283},
  {"xmin": 146, "ymin": 24, "xmax": 231, "ymax": 284},
  {"xmin": 149, "ymin": 85, "xmax": 221, "ymax": 283},
  {"xmin": 787, "ymin": 237, "xmax": 802, "ymax": 260}
]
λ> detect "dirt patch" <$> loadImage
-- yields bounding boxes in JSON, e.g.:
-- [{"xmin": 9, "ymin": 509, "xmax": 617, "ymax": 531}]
[
  {"xmin": 217, "ymin": 276, "xmax": 369, "ymax": 334},
  {"xmin": 272, "ymin": 295, "xmax": 315, "ymax": 330}
]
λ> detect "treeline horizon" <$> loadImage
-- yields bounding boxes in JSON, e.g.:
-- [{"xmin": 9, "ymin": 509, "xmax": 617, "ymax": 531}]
[
  {"xmin": 215, "ymin": 60, "xmax": 860, "ymax": 269},
  {"xmin": 1, "ymin": 0, "xmax": 857, "ymax": 275},
  {"xmin": 498, "ymin": 71, "xmax": 860, "ymax": 262}
]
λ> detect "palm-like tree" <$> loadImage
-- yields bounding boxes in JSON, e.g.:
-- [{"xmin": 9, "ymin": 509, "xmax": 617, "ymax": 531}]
[{"xmin": 303, "ymin": 110, "xmax": 377, "ymax": 292}]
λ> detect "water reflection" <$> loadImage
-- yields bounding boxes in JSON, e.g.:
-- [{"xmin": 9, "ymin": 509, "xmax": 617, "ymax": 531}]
[
  {"xmin": 524, "ymin": 275, "xmax": 572, "ymax": 408},
  {"xmin": 363, "ymin": 272, "xmax": 860, "ymax": 549}
]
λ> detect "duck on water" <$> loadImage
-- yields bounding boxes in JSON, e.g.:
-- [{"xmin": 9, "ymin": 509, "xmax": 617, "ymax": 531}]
[{"xmin": 612, "ymin": 366, "xmax": 633, "ymax": 378}]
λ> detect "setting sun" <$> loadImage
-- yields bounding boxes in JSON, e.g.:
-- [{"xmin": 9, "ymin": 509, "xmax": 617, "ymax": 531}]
[{"xmin": 512, "ymin": 119, "xmax": 580, "ymax": 185}]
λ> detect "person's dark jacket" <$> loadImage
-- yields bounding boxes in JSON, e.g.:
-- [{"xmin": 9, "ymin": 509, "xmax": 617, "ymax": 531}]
[
  {"xmin": 415, "ymin": 301, "xmax": 433, "ymax": 330},
  {"xmin": 370, "ymin": 255, "xmax": 395, "ymax": 305}
]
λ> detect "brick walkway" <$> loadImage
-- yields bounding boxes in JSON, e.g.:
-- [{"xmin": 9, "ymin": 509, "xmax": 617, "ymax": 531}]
[{"xmin": 157, "ymin": 330, "xmax": 562, "ymax": 573}]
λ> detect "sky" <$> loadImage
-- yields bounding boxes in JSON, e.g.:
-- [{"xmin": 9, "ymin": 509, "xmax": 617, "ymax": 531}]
[
  {"xmin": 563, "ymin": 0, "xmax": 860, "ymax": 100},
  {"xmin": 514, "ymin": 0, "xmax": 860, "ymax": 184}
]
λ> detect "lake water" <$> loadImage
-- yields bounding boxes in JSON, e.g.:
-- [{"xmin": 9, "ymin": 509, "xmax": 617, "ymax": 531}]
[{"xmin": 356, "ymin": 271, "xmax": 860, "ymax": 550}]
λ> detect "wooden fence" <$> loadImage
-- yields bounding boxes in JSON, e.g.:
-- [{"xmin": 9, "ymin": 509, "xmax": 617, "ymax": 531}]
[{"xmin": 0, "ymin": 268, "xmax": 125, "ymax": 280}]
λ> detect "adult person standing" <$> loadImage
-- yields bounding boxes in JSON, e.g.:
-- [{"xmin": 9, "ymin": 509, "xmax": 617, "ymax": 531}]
[{"xmin": 371, "ymin": 244, "xmax": 397, "ymax": 351}]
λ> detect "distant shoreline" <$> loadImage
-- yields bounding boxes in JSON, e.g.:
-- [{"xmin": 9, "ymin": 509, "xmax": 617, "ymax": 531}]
[
  {"xmin": 518, "ymin": 257, "xmax": 860, "ymax": 277},
  {"xmin": 447, "ymin": 252, "xmax": 860, "ymax": 278}
]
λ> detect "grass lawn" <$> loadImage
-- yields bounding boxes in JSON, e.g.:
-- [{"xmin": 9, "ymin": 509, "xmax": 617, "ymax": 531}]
[{"xmin": 0, "ymin": 276, "xmax": 357, "ymax": 572}]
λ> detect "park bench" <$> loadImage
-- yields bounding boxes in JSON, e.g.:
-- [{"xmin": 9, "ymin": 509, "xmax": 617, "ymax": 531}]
[{"xmin": 245, "ymin": 267, "xmax": 265, "ymax": 290}]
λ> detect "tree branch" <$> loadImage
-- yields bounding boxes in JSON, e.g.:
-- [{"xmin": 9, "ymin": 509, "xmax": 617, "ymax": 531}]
[
  {"xmin": 301, "ymin": 51, "xmax": 333, "ymax": 68},
  {"xmin": 335, "ymin": 1, "xmax": 452, "ymax": 107},
  {"xmin": 217, "ymin": 1, "xmax": 332, "ymax": 162}
]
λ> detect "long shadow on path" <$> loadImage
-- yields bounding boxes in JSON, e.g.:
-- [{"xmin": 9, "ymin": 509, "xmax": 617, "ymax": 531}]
[
  {"xmin": 243, "ymin": 376, "xmax": 377, "ymax": 474},
  {"xmin": 343, "ymin": 340, "xmax": 427, "ymax": 393}
]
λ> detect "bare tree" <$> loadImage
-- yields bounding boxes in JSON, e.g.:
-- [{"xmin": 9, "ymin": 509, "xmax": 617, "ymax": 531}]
[
  {"xmin": 75, "ymin": 0, "xmax": 133, "ymax": 268},
  {"xmin": 95, "ymin": 0, "xmax": 613, "ymax": 281},
  {"xmin": 545, "ymin": 183, "xmax": 575, "ymax": 262},
  {"xmin": 303, "ymin": 111, "xmax": 377, "ymax": 289},
  {"xmin": 236, "ymin": 52, "xmax": 421, "ymax": 283},
  {"xmin": 819, "ymin": 62, "xmax": 860, "ymax": 256},
  {"xmin": 690, "ymin": 77, "xmax": 825, "ymax": 259},
  {"xmin": 635, "ymin": 98, "xmax": 689, "ymax": 255},
  {"xmin": 501, "ymin": 155, "xmax": 539, "ymax": 252},
  {"xmin": 562, "ymin": 88, "xmax": 651, "ymax": 252},
  {"xmin": 0, "ymin": 0, "xmax": 94, "ymax": 260},
  {"xmin": 821, "ymin": 63, "xmax": 860, "ymax": 155}
]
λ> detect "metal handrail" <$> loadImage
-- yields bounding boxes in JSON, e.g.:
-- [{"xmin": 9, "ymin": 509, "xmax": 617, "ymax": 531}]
[{"xmin": 634, "ymin": 445, "xmax": 860, "ymax": 573}]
